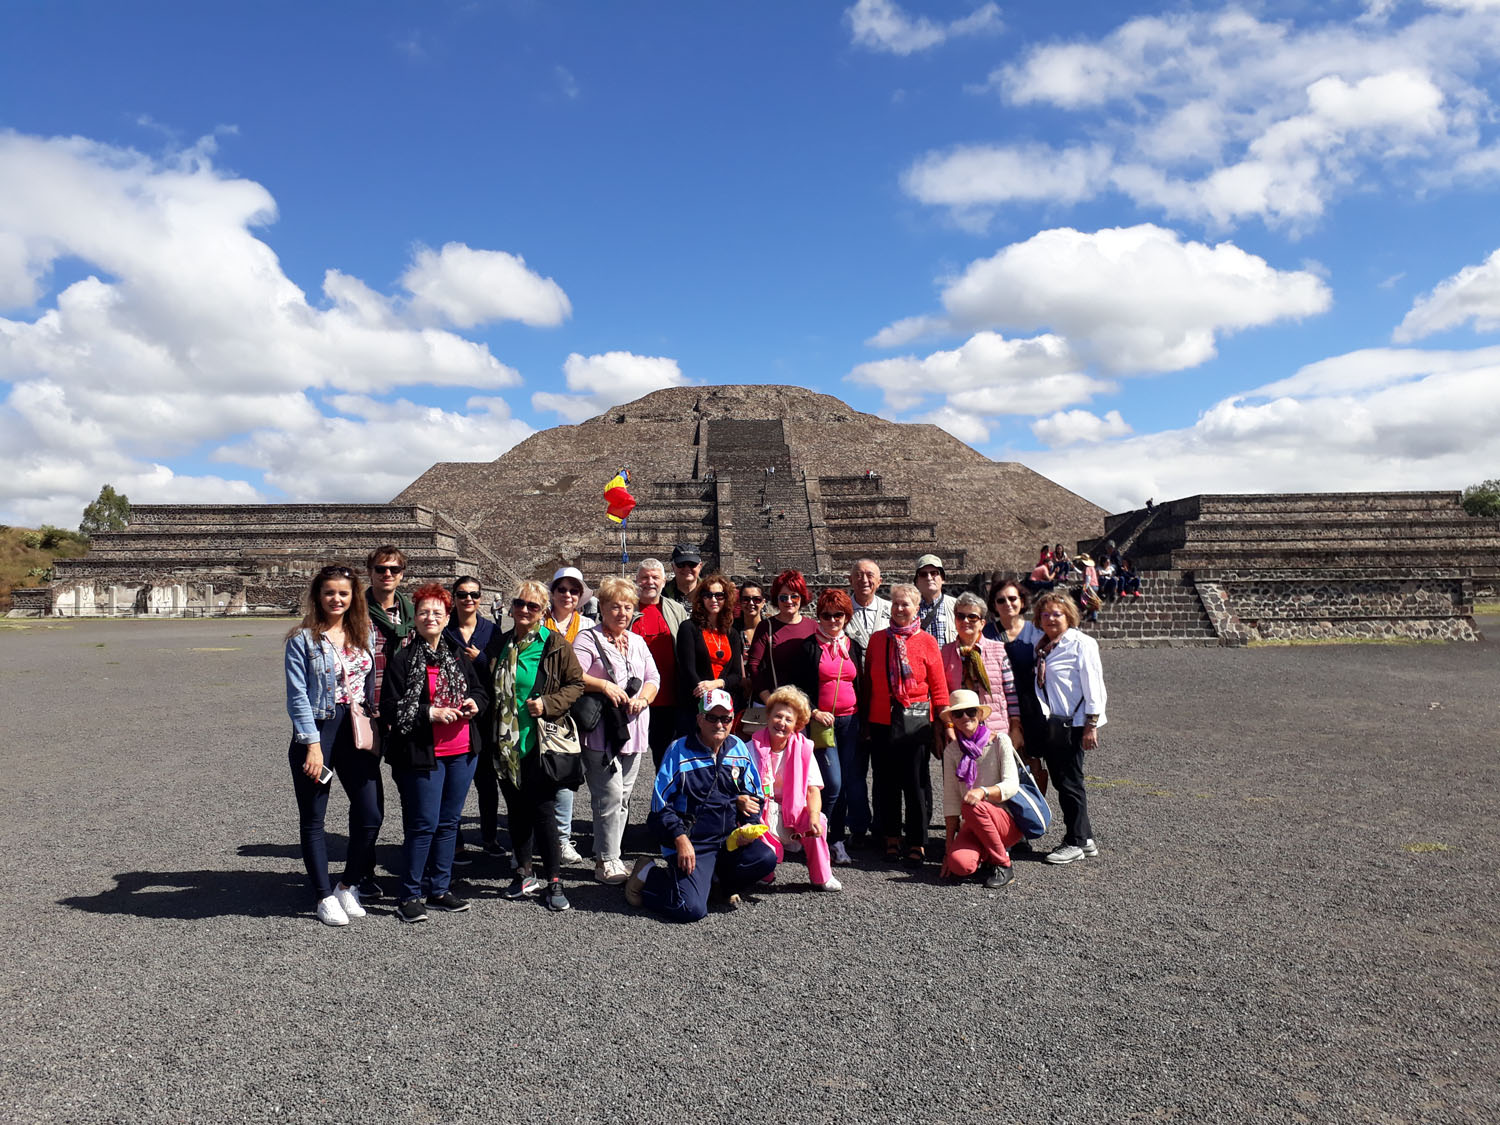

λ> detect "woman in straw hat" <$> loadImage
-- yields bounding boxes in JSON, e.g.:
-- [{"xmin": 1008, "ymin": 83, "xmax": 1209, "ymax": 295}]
[{"xmin": 937, "ymin": 688, "xmax": 1022, "ymax": 889}]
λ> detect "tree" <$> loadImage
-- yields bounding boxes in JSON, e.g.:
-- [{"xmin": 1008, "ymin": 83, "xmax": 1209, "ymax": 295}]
[
  {"xmin": 1461, "ymin": 479, "xmax": 1500, "ymax": 519},
  {"xmin": 80, "ymin": 484, "xmax": 131, "ymax": 537}
]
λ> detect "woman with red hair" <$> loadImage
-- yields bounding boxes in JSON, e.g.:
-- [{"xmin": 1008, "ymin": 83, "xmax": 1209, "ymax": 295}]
[
  {"xmin": 791, "ymin": 587, "xmax": 864, "ymax": 866},
  {"xmin": 745, "ymin": 569, "xmax": 817, "ymax": 709},
  {"xmin": 380, "ymin": 582, "xmax": 489, "ymax": 923}
]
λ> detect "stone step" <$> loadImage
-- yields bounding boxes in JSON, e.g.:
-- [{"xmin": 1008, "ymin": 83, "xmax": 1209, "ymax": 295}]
[
  {"xmin": 817, "ymin": 475, "xmax": 885, "ymax": 497},
  {"xmin": 828, "ymin": 547, "xmax": 969, "ymax": 572},
  {"xmin": 126, "ymin": 504, "xmax": 437, "ymax": 527},
  {"xmin": 87, "ymin": 530, "xmax": 459, "ymax": 556},
  {"xmin": 1191, "ymin": 491, "xmax": 1460, "ymax": 514},
  {"xmin": 823, "ymin": 497, "xmax": 912, "ymax": 519},
  {"xmin": 825, "ymin": 521, "xmax": 937, "ymax": 544}
]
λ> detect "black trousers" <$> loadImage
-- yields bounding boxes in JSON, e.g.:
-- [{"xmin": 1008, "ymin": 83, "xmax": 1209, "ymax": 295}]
[
  {"xmin": 647, "ymin": 705, "xmax": 677, "ymax": 770},
  {"xmin": 1043, "ymin": 726, "xmax": 1092, "ymax": 846},
  {"xmin": 500, "ymin": 756, "xmax": 562, "ymax": 880},
  {"xmin": 872, "ymin": 721, "xmax": 933, "ymax": 849},
  {"xmin": 467, "ymin": 734, "xmax": 501, "ymax": 847}
]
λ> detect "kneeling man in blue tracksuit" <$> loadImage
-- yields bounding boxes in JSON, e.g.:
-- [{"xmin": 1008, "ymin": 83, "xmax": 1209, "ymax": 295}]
[{"xmin": 625, "ymin": 689, "xmax": 778, "ymax": 921}]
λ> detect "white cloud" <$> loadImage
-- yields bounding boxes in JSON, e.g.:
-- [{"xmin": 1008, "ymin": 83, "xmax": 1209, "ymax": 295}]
[
  {"xmin": 531, "ymin": 351, "xmax": 688, "ymax": 422},
  {"xmin": 217, "ymin": 396, "xmax": 532, "ymax": 503},
  {"xmin": 1020, "ymin": 348, "xmax": 1500, "ymax": 512},
  {"xmin": 912, "ymin": 7, "xmax": 1500, "ymax": 229},
  {"xmin": 1394, "ymin": 247, "xmax": 1500, "ymax": 340},
  {"xmin": 917, "ymin": 405, "xmax": 993, "ymax": 445},
  {"xmin": 0, "ymin": 130, "xmax": 560, "ymax": 525},
  {"xmin": 400, "ymin": 242, "xmax": 571, "ymax": 329},
  {"xmin": 1031, "ymin": 409, "xmax": 1132, "ymax": 447},
  {"xmin": 850, "ymin": 330, "xmax": 1098, "ymax": 410},
  {"xmin": 847, "ymin": 0, "xmax": 1000, "ymax": 56},
  {"xmin": 877, "ymin": 224, "xmax": 1330, "ymax": 373}
]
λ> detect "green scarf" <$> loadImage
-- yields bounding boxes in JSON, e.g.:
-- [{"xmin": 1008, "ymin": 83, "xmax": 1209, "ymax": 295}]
[
  {"xmin": 493, "ymin": 625, "xmax": 550, "ymax": 782},
  {"xmin": 959, "ymin": 643, "xmax": 991, "ymax": 695},
  {"xmin": 368, "ymin": 590, "xmax": 415, "ymax": 642}
]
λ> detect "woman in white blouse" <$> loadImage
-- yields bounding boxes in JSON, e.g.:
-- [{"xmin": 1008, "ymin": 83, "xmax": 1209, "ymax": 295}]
[
  {"xmin": 1031, "ymin": 591, "xmax": 1107, "ymax": 866},
  {"xmin": 573, "ymin": 575, "xmax": 660, "ymax": 885}
]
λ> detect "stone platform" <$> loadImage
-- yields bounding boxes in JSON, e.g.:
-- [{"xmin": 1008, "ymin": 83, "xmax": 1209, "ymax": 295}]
[
  {"xmin": 35, "ymin": 503, "xmax": 516, "ymax": 616},
  {"xmin": 1077, "ymin": 492, "xmax": 1498, "ymax": 645}
]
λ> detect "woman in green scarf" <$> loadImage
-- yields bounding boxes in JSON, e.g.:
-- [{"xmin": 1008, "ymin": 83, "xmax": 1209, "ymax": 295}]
[{"xmin": 485, "ymin": 579, "xmax": 585, "ymax": 912}]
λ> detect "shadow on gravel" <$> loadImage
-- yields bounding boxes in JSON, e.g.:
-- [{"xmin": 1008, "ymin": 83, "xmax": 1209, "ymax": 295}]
[{"xmin": 59, "ymin": 869, "xmax": 305, "ymax": 919}]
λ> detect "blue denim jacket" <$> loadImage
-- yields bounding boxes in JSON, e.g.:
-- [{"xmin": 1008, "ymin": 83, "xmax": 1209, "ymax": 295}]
[{"xmin": 284, "ymin": 627, "xmax": 377, "ymax": 745}]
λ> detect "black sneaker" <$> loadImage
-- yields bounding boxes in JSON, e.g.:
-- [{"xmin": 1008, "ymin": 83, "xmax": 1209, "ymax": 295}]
[
  {"xmin": 452, "ymin": 845, "xmax": 474, "ymax": 866},
  {"xmin": 544, "ymin": 880, "xmax": 572, "ymax": 912},
  {"xmin": 983, "ymin": 864, "xmax": 1015, "ymax": 889},
  {"xmin": 357, "ymin": 877, "xmax": 385, "ymax": 902},
  {"xmin": 504, "ymin": 874, "xmax": 543, "ymax": 899},
  {"xmin": 426, "ymin": 892, "xmax": 470, "ymax": 913},
  {"xmin": 396, "ymin": 897, "xmax": 429, "ymax": 923}
]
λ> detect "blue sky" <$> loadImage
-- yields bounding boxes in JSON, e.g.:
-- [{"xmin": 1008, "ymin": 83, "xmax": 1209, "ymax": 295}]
[{"xmin": 4, "ymin": 0, "xmax": 1500, "ymax": 527}]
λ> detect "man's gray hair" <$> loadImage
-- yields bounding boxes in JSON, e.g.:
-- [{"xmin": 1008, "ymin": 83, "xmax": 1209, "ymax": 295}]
[
  {"xmin": 850, "ymin": 557, "xmax": 881, "ymax": 577},
  {"xmin": 636, "ymin": 557, "xmax": 666, "ymax": 578}
]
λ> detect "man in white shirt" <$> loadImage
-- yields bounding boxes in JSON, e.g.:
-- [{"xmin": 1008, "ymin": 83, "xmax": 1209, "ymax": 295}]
[
  {"xmin": 914, "ymin": 553, "xmax": 957, "ymax": 646},
  {"xmin": 845, "ymin": 558, "xmax": 890, "ymax": 649}
]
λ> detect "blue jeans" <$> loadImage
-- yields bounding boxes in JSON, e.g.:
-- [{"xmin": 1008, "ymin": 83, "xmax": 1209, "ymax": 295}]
[
  {"xmin": 287, "ymin": 704, "xmax": 384, "ymax": 901},
  {"xmin": 391, "ymin": 752, "xmax": 479, "ymax": 901},
  {"xmin": 829, "ymin": 713, "xmax": 861, "ymax": 841},
  {"xmin": 555, "ymin": 786, "xmax": 575, "ymax": 845},
  {"xmin": 811, "ymin": 729, "xmax": 844, "ymax": 844},
  {"xmin": 641, "ymin": 838, "xmax": 777, "ymax": 923}
]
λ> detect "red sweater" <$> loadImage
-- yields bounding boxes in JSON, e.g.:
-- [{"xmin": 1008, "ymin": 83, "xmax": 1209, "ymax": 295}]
[{"xmin": 864, "ymin": 628, "xmax": 949, "ymax": 727}]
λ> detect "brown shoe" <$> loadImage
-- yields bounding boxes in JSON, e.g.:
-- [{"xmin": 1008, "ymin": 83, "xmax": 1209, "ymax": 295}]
[{"xmin": 624, "ymin": 856, "xmax": 655, "ymax": 907}]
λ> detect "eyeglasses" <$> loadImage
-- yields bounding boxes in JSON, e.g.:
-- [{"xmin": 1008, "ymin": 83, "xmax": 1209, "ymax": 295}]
[
  {"xmin": 951, "ymin": 707, "xmax": 980, "ymax": 719},
  {"xmin": 742, "ymin": 596, "xmax": 764, "ymax": 605},
  {"xmin": 955, "ymin": 612, "xmax": 983, "ymax": 622},
  {"xmin": 512, "ymin": 599, "xmax": 544, "ymax": 612},
  {"xmin": 704, "ymin": 713, "xmax": 734, "ymax": 726},
  {"xmin": 555, "ymin": 586, "xmax": 582, "ymax": 597},
  {"xmin": 777, "ymin": 593, "xmax": 801, "ymax": 603},
  {"xmin": 373, "ymin": 565, "xmax": 404, "ymax": 575},
  {"xmin": 702, "ymin": 590, "xmax": 726, "ymax": 600},
  {"xmin": 818, "ymin": 612, "xmax": 845, "ymax": 621},
  {"xmin": 455, "ymin": 590, "xmax": 481, "ymax": 600},
  {"xmin": 916, "ymin": 569, "xmax": 943, "ymax": 579}
]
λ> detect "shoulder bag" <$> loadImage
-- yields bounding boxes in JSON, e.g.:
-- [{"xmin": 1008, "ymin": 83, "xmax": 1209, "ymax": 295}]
[
  {"xmin": 887, "ymin": 632, "xmax": 931, "ymax": 744},
  {"xmin": 1005, "ymin": 743, "xmax": 1052, "ymax": 839},
  {"xmin": 537, "ymin": 712, "xmax": 585, "ymax": 789}
]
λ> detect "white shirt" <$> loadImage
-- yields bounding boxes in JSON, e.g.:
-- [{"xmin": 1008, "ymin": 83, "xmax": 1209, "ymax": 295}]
[
  {"xmin": 846, "ymin": 594, "xmax": 891, "ymax": 649},
  {"xmin": 1033, "ymin": 629, "xmax": 1107, "ymax": 728}
]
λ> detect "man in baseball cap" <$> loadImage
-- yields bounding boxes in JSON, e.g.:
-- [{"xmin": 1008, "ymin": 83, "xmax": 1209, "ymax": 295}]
[
  {"xmin": 664, "ymin": 543, "xmax": 702, "ymax": 605},
  {"xmin": 625, "ymin": 688, "xmax": 775, "ymax": 921}
]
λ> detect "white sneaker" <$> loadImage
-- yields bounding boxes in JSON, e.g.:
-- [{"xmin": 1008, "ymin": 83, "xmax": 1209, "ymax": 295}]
[
  {"xmin": 608, "ymin": 858, "xmax": 632, "ymax": 883},
  {"xmin": 332, "ymin": 884, "xmax": 366, "ymax": 918},
  {"xmin": 595, "ymin": 859, "xmax": 628, "ymax": 886},
  {"xmin": 816, "ymin": 875, "xmax": 843, "ymax": 892},
  {"xmin": 1045, "ymin": 844, "xmax": 1086, "ymax": 865},
  {"xmin": 1081, "ymin": 838, "xmax": 1099, "ymax": 857},
  {"xmin": 315, "ymin": 894, "xmax": 349, "ymax": 927},
  {"xmin": 830, "ymin": 841, "xmax": 853, "ymax": 866},
  {"xmin": 559, "ymin": 841, "xmax": 585, "ymax": 866}
]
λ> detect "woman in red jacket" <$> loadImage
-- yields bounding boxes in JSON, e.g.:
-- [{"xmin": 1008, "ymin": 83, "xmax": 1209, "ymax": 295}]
[{"xmin": 863, "ymin": 582, "xmax": 949, "ymax": 865}]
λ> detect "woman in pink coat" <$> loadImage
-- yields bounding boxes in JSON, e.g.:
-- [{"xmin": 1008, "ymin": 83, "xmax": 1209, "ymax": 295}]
[{"xmin": 747, "ymin": 686, "xmax": 842, "ymax": 892}]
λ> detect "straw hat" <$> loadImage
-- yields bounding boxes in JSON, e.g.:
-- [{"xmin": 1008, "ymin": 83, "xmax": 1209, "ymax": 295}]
[{"xmin": 940, "ymin": 688, "xmax": 992, "ymax": 721}]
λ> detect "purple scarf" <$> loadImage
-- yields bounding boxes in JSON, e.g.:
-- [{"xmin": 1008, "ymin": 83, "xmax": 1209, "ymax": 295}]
[{"xmin": 954, "ymin": 722, "xmax": 991, "ymax": 790}]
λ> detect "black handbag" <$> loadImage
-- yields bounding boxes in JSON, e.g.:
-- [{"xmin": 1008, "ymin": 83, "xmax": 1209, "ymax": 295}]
[
  {"xmin": 887, "ymin": 633, "xmax": 932, "ymax": 743},
  {"xmin": 572, "ymin": 691, "xmax": 605, "ymax": 732}
]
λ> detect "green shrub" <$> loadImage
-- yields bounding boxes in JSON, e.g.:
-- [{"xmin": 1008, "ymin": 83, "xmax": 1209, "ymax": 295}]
[{"xmin": 1462, "ymin": 479, "xmax": 1500, "ymax": 519}]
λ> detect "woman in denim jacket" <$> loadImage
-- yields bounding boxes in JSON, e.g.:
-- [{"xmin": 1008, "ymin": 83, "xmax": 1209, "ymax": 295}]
[{"xmin": 285, "ymin": 565, "xmax": 382, "ymax": 926}]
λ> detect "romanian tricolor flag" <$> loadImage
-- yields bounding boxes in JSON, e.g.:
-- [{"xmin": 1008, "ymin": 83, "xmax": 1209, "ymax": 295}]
[{"xmin": 604, "ymin": 469, "xmax": 636, "ymax": 524}]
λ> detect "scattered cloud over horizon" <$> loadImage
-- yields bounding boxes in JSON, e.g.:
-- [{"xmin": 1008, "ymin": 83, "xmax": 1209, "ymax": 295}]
[
  {"xmin": 1395, "ymin": 245, "xmax": 1500, "ymax": 340},
  {"xmin": 0, "ymin": 130, "xmax": 557, "ymax": 524},
  {"xmin": 847, "ymin": 0, "xmax": 1001, "ymax": 56},
  {"xmin": 904, "ymin": 6, "xmax": 1500, "ymax": 230},
  {"xmin": 531, "ymin": 351, "xmax": 689, "ymax": 423}
]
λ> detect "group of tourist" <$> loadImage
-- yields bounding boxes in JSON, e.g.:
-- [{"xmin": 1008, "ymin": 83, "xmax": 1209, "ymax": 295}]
[{"xmin": 283, "ymin": 545, "xmax": 1108, "ymax": 926}]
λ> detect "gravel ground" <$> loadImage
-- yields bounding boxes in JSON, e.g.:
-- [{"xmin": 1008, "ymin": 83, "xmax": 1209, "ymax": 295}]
[{"xmin": 1, "ymin": 615, "xmax": 1497, "ymax": 1124}]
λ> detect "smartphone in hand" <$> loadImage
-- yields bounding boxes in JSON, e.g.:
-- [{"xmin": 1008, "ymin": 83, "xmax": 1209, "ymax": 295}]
[{"xmin": 317, "ymin": 764, "xmax": 334, "ymax": 785}]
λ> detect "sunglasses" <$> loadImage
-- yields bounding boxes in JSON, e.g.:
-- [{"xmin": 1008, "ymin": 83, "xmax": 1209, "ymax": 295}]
[
  {"xmin": 702, "ymin": 590, "xmax": 727, "ymax": 600},
  {"xmin": 951, "ymin": 707, "xmax": 980, "ymax": 719},
  {"xmin": 777, "ymin": 593, "xmax": 801, "ymax": 603},
  {"xmin": 373, "ymin": 565, "xmax": 404, "ymax": 575},
  {"xmin": 742, "ymin": 596, "xmax": 764, "ymax": 605},
  {"xmin": 818, "ymin": 612, "xmax": 845, "ymax": 621},
  {"xmin": 704, "ymin": 713, "xmax": 734, "ymax": 726},
  {"xmin": 996, "ymin": 595, "xmax": 1023, "ymax": 604},
  {"xmin": 455, "ymin": 590, "xmax": 482, "ymax": 600},
  {"xmin": 512, "ymin": 599, "xmax": 544, "ymax": 612},
  {"xmin": 955, "ymin": 612, "xmax": 984, "ymax": 622},
  {"xmin": 555, "ymin": 586, "xmax": 582, "ymax": 597}
]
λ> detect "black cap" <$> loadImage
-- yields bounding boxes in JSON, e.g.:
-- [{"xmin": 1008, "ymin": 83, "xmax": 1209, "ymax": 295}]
[{"xmin": 671, "ymin": 544, "xmax": 701, "ymax": 565}]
